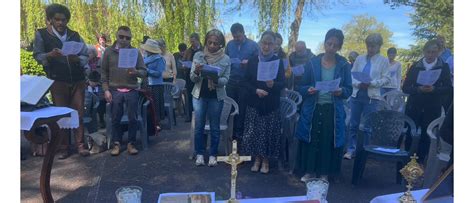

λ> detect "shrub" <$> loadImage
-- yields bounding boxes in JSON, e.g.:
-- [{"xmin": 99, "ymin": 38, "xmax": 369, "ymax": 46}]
[{"xmin": 20, "ymin": 49, "xmax": 45, "ymax": 76}]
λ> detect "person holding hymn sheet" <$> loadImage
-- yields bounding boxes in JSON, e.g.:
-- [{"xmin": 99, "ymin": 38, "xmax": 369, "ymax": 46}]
[
  {"xmin": 241, "ymin": 31, "xmax": 285, "ymax": 174},
  {"xmin": 190, "ymin": 29, "xmax": 231, "ymax": 167},
  {"xmin": 158, "ymin": 39, "xmax": 177, "ymax": 83},
  {"xmin": 402, "ymin": 40, "xmax": 452, "ymax": 162},
  {"xmin": 183, "ymin": 33, "xmax": 203, "ymax": 122},
  {"xmin": 141, "ymin": 39, "xmax": 166, "ymax": 134},
  {"xmin": 225, "ymin": 23, "xmax": 259, "ymax": 139},
  {"xmin": 295, "ymin": 28, "xmax": 352, "ymax": 182},
  {"xmin": 101, "ymin": 26, "xmax": 147, "ymax": 156},
  {"xmin": 33, "ymin": 3, "xmax": 90, "ymax": 158},
  {"xmin": 381, "ymin": 47, "xmax": 402, "ymax": 95},
  {"xmin": 289, "ymin": 41, "xmax": 314, "ymax": 89},
  {"xmin": 344, "ymin": 33, "xmax": 390, "ymax": 160}
]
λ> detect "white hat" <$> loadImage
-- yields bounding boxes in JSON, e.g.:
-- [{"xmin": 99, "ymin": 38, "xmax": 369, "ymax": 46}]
[{"xmin": 140, "ymin": 39, "xmax": 162, "ymax": 54}]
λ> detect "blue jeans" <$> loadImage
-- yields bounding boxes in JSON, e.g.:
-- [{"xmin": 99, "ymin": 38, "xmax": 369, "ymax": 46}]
[
  {"xmin": 193, "ymin": 97, "xmax": 223, "ymax": 156},
  {"xmin": 347, "ymin": 91, "xmax": 379, "ymax": 154},
  {"xmin": 380, "ymin": 87, "xmax": 396, "ymax": 96},
  {"xmin": 111, "ymin": 90, "xmax": 139, "ymax": 144}
]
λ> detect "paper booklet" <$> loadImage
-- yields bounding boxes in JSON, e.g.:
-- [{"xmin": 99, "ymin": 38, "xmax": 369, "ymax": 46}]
[
  {"xmin": 118, "ymin": 48, "xmax": 139, "ymax": 68},
  {"xmin": 257, "ymin": 59, "xmax": 280, "ymax": 81},
  {"xmin": 21, "ymin": 75, "xmax": 53, "ymax": 105}
]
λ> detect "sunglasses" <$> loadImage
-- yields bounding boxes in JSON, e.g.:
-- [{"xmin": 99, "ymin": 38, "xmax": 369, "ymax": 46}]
[{"xmin": 118, "ymin": 35, "xmax": 131, "ymax": 41}]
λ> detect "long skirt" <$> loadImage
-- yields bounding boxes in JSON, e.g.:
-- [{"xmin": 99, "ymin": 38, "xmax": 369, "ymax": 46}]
[
  {"xmin": 296, "ymin": 104, "xmax": 343, "ymax": 176},
  {"xmin": 242, "ymin": 106, "xmax": 282, "ymax": 159}
]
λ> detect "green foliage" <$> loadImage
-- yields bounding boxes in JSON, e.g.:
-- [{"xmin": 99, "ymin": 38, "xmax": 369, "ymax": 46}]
[
  {"xmin": 340, "ymin": 14, "xmax": 395, "ymax": 58},
  {"xmin": 388, "ymin": 0, "xmax": 453, "ymax": 50},
  {"xmin": 20, "ymin": 49, "xmax": 45, "ymax": 76},
  {"xmin": 396, "ymin": 42, "xmax": 424, "ymax": 79}
]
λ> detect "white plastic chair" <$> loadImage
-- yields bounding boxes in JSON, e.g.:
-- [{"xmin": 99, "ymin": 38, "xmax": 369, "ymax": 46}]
[{"xmin": 423, "ymin": 115, "xmax": 452, "ymax": 188}]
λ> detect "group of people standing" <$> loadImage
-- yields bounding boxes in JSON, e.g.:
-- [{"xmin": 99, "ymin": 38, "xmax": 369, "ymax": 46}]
[{"xmin": 32, "ymin": 3, "xmax": 453, "ymax": 184}]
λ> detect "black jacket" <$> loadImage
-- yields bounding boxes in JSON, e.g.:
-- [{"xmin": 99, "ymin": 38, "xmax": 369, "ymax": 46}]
[
  {"xmin": 402, "ymin": 57, "xmax": 452, "ymax": 117},
  {"xmin": 34, "ymin": 27, "xmax": 87, "ymax": 83},
  {"xmin": 243, "ymin": 55, "xmax": 286, "ymax": 115}
]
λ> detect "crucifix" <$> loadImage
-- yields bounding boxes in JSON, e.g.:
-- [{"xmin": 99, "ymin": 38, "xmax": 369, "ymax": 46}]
[{"xmin": 217, "ymin": 140, "xmax": 251, "ymax": 203}]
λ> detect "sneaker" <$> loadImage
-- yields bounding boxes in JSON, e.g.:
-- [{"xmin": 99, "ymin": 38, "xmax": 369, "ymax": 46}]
[
  {"xmin": 110, "ymin": 142, "xmax": 121, "ymax": 156},
  {"xmin": 343, "ymin": 152, "xmax": 353, "ymax": 160},
  {"xmin": 251, "ymin": 159, "xmax": 261, "ymax": 172},
  {"xmin": 195, "ymin": 155, "xmax": 205, "ymax": 166},
  {"xmin": 260, "ymin": 161, "xmax": 269, "ymax": 174},
  {"xmin": 208, "ymin": 156, "xmax": 218, "ymax": 167},
  {"xmin": 300, "ymin": 173, "xmax": 313, "ymax": 182},
  {"xmin": 127, "ymin": 143, "xmax": 139, "ymax": 155}
]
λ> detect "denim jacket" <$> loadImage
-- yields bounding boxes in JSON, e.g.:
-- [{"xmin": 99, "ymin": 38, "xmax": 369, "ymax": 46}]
[
  {"xmin": 190, "ymin": 51, "xmax": 231, "ymax": 101},
  {"xmin": 295, "ymin": 54, "xmax": 353, "ymax": 147},
  {"xmin": 145, "ymin": 54, "xmax": 166, "ymax": 86}
]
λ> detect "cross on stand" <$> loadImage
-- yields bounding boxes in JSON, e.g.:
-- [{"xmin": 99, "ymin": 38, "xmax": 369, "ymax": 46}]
[{"xmin": 217, "ymin": 140, "xmax": 251, "ymax": 203}]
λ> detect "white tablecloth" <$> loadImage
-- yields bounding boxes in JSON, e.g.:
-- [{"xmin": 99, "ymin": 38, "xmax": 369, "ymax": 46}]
[
  {"xmin": 370, "ymin": 189, "xmax": 453, "ymax": 203},
  {"xmin": 21, "ymin": 106, "xmax": 79, "ymax": 130}
]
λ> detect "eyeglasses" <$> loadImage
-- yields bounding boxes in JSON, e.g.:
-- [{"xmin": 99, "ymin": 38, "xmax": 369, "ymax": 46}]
[{"xmin": 118, "ymin": 35, "xmax": 131, "ymax": 41}]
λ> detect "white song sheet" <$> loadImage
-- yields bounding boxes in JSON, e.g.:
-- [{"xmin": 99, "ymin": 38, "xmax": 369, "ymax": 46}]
[
  {"xmin": 315, "ymin": 78, "xmax": 341, "ymax": 92},
  {"xmin": 352, "ymin": 72, "xmax": 372, "ymax": 83},
  {"xmin": 291, "ymin": 64, "xmax": 305, "ymax": 76},
  {"xmin": 61, "ymin": 41, "xmax": 84, "ymax": 55},
  {"xmin": 417, "ymin": 69, "xmax": 442, "ymax": 86},
  {"xmin": 118, "ymin": 48, "xmax": 138, "ymax": 68},
  {"xmin": 180, "ymin": 60, "xmax": 193, "ymax": 69},
  {"xmin": 257, "ymin": 59, "xmax": 280, "ymax": 81}
]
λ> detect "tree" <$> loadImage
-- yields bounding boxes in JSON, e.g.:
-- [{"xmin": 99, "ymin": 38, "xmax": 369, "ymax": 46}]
[
  {"xmin": 387, "ymin": 0, "xmax": 453, "ymax": 50},
  {"xmin": 230, "ymin": 0, "xmax": 342, "ymax": 53},
  {"xmin": 340, "ymin": 14, "xmax": 395, "ymax": 58}
]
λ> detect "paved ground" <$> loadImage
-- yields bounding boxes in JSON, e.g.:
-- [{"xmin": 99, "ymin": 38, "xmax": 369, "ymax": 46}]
[{"xmin": 21, "ymin": 116, "xmax": 407, "ymax": 203}]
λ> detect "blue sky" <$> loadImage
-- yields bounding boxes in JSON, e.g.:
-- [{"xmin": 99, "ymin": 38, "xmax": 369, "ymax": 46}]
[{"xmin": 217, "ymin": 0, "xmax": 415, "ymax": 52}]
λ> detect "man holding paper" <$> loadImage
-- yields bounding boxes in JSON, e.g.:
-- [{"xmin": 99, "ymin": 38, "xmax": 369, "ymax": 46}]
[
  {"xmin": 345, "ymin": 33, "xmax": 390, "ymax": 160},
  {"xmin": 101, "ymin": 26, "xmax": 147, "ymax": 156},
  {"xmin": 225, "ymin": 23, "xmax": 259, "ymax": 139},
  {"xmin": 289, "ymin": 41, "xmax": 314, "ymax": 89},
  {"xmin": 402, "ymin": 40, "xmax": 452, "ymax": 162},
  {"xmin": 294, "ymin": 29, "xmax": 352, "ymax": 182},
  {"xmin": 33, "ymin": 3, "xmax": 90, "ymax": 158}
]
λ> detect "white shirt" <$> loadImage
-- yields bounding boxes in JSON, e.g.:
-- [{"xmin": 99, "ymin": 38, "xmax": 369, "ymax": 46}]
[
  {"xmin": 383, "ymin": 61, "xmax": 402, "ymax": 89},
  {"xmin": 351, "ymin": 53, "xmax": 390, "ymax": 100},
  {"xmin": 423, "ymin": 58, "xmax": 437, "ymax": 70},
  {"xmin": 51, "ymin": 26, "xmax": 67, "ymax": 42}
]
